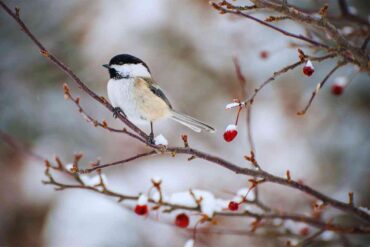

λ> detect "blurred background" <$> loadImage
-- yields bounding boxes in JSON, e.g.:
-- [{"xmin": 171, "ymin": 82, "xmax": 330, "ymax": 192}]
[{"xmin": 0, "ymin": 0, "xmax": 369, "ymax": 246}]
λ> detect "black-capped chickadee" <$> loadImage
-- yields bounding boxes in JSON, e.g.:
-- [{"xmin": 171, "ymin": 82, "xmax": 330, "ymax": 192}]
[{"xmin": 103, "ymin": 54, "xmax": 215, "ymax": 143}]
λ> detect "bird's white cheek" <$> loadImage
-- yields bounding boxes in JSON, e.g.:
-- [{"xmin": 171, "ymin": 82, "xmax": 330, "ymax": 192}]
[{"xmin": 110, "ymin": 64, "xmax": 151, "ymax": 78}]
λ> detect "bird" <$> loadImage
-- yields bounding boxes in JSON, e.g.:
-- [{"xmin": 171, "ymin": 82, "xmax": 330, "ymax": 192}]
[{"xmin": 103, "ymin": 54, "xmax": 215, "ymax": 143}]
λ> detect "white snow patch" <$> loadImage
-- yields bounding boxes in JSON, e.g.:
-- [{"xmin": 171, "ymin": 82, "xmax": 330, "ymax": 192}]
[
  {"xmin": 65, "ymin": 163, "xmax": 73, "ymax": 171},
  {"xmin": 359, "ymin": 206, "xmax": 370, "ymax": 215},
  {"xmin": 273, "ymin": 218, "xmax": 283, "ymax": 225},
  {"xmin": 341, "ymin": 26, "xmax": 353, "ymax": 35},
  {"xmin": 225, "ymin": 102, "xmax": 240, "ymax": 109},
  {"xmin": 305, "ymin": 60, "xmax": 314, "ymax": 69},
  {"xmin": 150, "ymin": 191, "xmax": 161, "ymax": 203},
  {"xmin": 215, "ymin": 199, "xmax": 229, "ymax": 211},
  {"xmin": 321, "ymin": 231, "xmax": 335, "ymax": 241},
  {"xmin": 154, "ymin": 134, "xmax": 168, "ymax": 146},
  {"xmin": 169, "ymin": 191, "xmax": 198, "ymax": 207},
  {"xmin": 334, "ymin": 76, "xmax": 348, "ymax": 86},
  {"xmin": 184, "ymin": 239, "xmax": 194, "ymax": 247},
  {"xmin": 315, "ymin": 200, "xmax": 324, "ymax": 207},
  {"xmin": 152, "ymin": 177, "xmax": 162, "ymax": 184},
  {"xmin": 80, "ymin": 174, "xmax": 108, "ymax": 188},
  {"xmin": 225, "ymin": 124, "xmax": 237, "ymax": 131},
  {"xmin": 137, "ymin": 194, "xmax": 148, "ymax": 205},
  {"xmin": 169, "ymin": 190, "xmax": 216, "ymax": 217},
  {"xmin": 150, "ymin": 191, "xmax": 169, "ymax": 203},
  {"xmin": 283, "ymin": 220, "xmax": 309, "ymax": 235},
  {"xmin": 287, "ymin": 239, "xmax": 299, "ymax": 245}
]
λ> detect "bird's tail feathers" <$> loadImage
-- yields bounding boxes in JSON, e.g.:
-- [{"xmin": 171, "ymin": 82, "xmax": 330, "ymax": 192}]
[{"xmin": 170, "ymin": 110, "xmax": 215, "ymax": 133}]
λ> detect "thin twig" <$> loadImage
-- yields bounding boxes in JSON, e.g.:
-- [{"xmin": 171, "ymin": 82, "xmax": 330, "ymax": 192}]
[
  {"xmin": 300, "ymin": 228, "xmax": 326, "ymax": 246},
  {"xmin": 64, "ymin": 84, "xmax": 146, "ymax": 143},
  {"xmin": 211, "ymin": 2, "xmax": 329, "ymax": 49},
  {"xmin": 80, "ymin": 150, "xmax": 157, "ymax": 173},
  {"xmin": 232, "ymin": 57, "xmax": 256, "ymax": 154},
  {"xmin": 246, "ymin": 0, "xmax": 368, "ymax": 69},
  {"xmin": 228, "ymin": 53, "xmax": 336, "ymax": 110}
]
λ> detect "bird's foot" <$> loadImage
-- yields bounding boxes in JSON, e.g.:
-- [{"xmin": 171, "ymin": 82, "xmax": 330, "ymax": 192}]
[
  {"xmin": 147, "ymin": 132, "xmax": 155, "ymax": 145},
  {"xmin": 112, "ymin": 107, "xmax": 126, "ymax": 118}
]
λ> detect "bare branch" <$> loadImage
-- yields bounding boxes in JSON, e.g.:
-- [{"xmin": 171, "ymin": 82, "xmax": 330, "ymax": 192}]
[
  {"xmin": 300, "ymin": 228, "xmax": 326, "ymax": 246},
  {"xmin": 63, "ymin": 83, "xmax": 146, "ymax": 143},
  {"xmin": 227, "ymin": 53, "xmax": 336, "ymax": 111},
  {"xmin": 248, "ymin": 0, "xmax": 368, "ymax": 70},
  {"xmin": 212, "ymin": 0, "xmax": 369, "ymax": 71},
  {"xmin": 211, "ymin": 2, "xmax": 329, "ymax": 49},
  {"xmin": 80, "ymin": 151, "xmax": 157, "ymax": 173}
]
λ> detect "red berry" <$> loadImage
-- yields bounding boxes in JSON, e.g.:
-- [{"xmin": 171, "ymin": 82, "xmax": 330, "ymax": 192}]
[
  {"xmin": 228, "ymin": 201, "xmax": 239, "ymax": 211},
  {"xmin": 223, "ymin": 124, "xmax": 238, "ymax": 142},
  {"xmin": 134, "ymin": 205, "xmax": 148, "ymax": 215},
  {"xmin": 331, "ymin": 77, "xmax": 347, "ymax": 96},
  {"xmin": 303, "ymin": 60, "xmax": 314, "ymax": 76},
  {"xmin": 331, "ymin": 84, "xmax": 344, "ymax": 95},
  {"xmin": 175, "ymin": 213, "xmax": 189, "ymax": 228},
  {"xmin": 299, "ymin": 227, "xmax": 310, "ymax": 236},
  {"xmin": 259, "ymin": 51, "xmax": 269, "ymax": 60}
]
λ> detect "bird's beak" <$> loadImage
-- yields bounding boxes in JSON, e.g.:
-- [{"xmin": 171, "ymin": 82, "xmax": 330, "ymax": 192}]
[{"xmin": 102, "ymin": 64, "xmax": 110, "ymax": 69}]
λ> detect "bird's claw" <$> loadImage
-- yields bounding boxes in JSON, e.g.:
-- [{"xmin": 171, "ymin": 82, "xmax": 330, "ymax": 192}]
[
  {"xmin": 113, "ymin": 107, "xmax": 125, "ymax": 118},
  {"xmin": 147, "ymin": 133, "xmax": 155, "ymax": 145}
]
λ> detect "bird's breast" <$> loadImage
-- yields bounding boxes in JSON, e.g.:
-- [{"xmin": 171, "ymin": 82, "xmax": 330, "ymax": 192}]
[
  {"xmin": 107, "ymin": 78, "xmax": 143, "ymax": 122},
  {"xmin": 107, "ymin": 78, "xmax": 170, "ymax": 122}
]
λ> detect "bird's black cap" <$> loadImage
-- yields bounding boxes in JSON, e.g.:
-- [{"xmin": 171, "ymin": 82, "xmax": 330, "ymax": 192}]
[{"xmin": 108, "ymin": 54, "xmax": 150, "ymax": 72}]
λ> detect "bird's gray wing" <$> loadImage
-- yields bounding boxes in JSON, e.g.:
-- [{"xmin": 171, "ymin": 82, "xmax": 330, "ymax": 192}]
[{"xmin": 140, "ymin": 77, "xmax": 173, "ymax": 109}]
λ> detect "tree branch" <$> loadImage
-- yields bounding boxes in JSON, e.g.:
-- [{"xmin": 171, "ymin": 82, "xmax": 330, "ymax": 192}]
[
  {"xmin": 211, "ymin": 2, "xmax": 329, "ymax": 49},
  {"xmin": 212, "ymin": 1, "xmax": 369, "ymax": 71},
  {"xmin": 1, "ymin": 0, "xmax": 369, "ymax": 236},
  {"xmin": 0, "ymin": 0, "xmax": 149, "ymax": 142}
]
